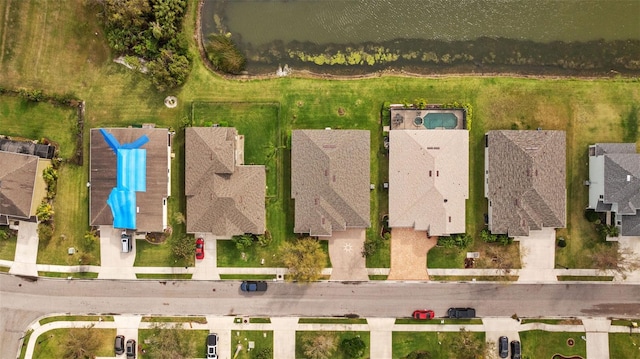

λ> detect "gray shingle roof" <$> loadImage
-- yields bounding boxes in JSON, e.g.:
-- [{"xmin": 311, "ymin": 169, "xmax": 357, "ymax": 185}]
[
  {"xmin": 486, "ymin": 130, "xmax": 566, "ymax": 236},
  {"xmin": 185, "ymin": 127, "xmax": 265, "ymax": 236},
  {"xmin": 0, "ymin": 152, "xmax": 39, "ymax": 219},
  {"xmin": 89, "ymin": 128, "xmax": 170, "ymax": 232},
  {"xmin": 388, "ymin": 130, "xmax": 469, "ymax": 236},
  {"xmin": 291, "ymin": 130, "xmax": 370, "ymax": 236}
]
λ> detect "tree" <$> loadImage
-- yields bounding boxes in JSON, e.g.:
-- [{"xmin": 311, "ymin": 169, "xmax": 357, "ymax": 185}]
[
  {"xmin": 302, "ymin": 333, "xmax": 337, "ymax": 359},
  {"xmin": 593, "ymin": 243, "xmax": 640, "ymax": 279},
  {"xmin": 232, "ymin": 234, "xmax": 255, "ymax": 251},
  {"xmin": 279, "ymin": 237, "xmax": 327, "ymax": 282},
  {"xmin": 340, "ymin": 336, "xmax": 366, "ymax": 358},
  {"xmin": 36, "ymin": 201, "xmax": 54, "ymax": 222},
  {"xmin": 145, "ymin": 323, "xmax": 191, "ymax": 359},
  {"xmin": 64, "ymin": 324, "xmax": 100, "ymax": 359},
  {"xmin": 171, "ymin": 235, "xmax": 195, "ymax": 260},
  {"xmin": 147, "ymin": 48, "xmax": 191, "ymax": 91},
  {"xmin": 37, "ymin": 223, "xmax": 53, "ymax": 243},
  {"xmin": 447, "ymin": 328, "xmax": 483, "ymax": 359},
  {"xmin": 404, "ymin": 351, "xmax": 432, "ymax": 359}
]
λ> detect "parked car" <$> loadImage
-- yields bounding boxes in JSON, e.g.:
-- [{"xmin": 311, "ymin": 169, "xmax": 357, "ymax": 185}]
[
  {"xmin": 121, "ymin": 232, "xmax": 132, "ymax": 253},
  {"xmin": 499, "ymin": 336, "xmax": 509, "ymax": 358},
  {"xmin": 125, "ymin": 339, "xmax": 136, "ymax": 359},
  {"xmin": 510, "ymin": 340, "xmax": 521, "ymax": 359},
  {"xmin": 447, "ymin": 307, "xmax": 476, "ymax": 318},
  {"xmin": 240, "ymin": 280, "xmax": 268, "ymax": 292},
  {"xmin": 114, "ymin": 335, "xmax": 125, "ymax": 355},
  {"xmin": 412, "ymin": 309, "xmax": 435, "ymax": 320},
  {"xmin": 195, "ymin": 238, "xmax": 204, "ymax": 260},
  {"xmin": 206, "ymin": 333, "xmax": 218, "ymax": 359}
]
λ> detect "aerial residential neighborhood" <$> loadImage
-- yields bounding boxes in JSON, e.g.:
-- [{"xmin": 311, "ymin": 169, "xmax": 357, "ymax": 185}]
[{"xmin": 0, "ymin": 1, "xmax": 639, "ymax": 359}]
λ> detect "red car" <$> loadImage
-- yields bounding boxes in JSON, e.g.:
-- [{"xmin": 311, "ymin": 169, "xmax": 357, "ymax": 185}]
[
  {"xmin": 195, "ymin": 238, "xmax": 204, "ymax": 260},
  {"xmin": 412, "ymin": 309, "xmax": 435, "ymax": 320}
]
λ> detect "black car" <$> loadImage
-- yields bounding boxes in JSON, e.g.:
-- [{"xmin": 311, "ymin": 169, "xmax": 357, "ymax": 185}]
[
  {"xmin": 510, "ymin": 340, "xmax": 521, "ymax": 359},
  {"xmin": 240, "ymin": 280, "xmax": 268, "ymax": 292},
  {"xmin": 447, "ymin": 307, "xmax": 476, "ymax": 318},
  {"xmin": 126, "ymin": 339, "xmax": 136, "ymax": 359},
  {"xmin": 499, "ymin": 336, "xmax": 508, "ymax": 358},
  {"xmin": 114, "ymin": 335, "xmax": 125, "ymax": 355}
]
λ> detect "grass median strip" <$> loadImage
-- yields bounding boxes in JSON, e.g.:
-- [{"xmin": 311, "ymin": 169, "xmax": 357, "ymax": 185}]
[
  {"xmin": 136, "ymin": 273, "xmax": 193, "ymax": 280},
  {"xmin": 39, "ymin": 315, "xmax": 114, "ymax": 325}
]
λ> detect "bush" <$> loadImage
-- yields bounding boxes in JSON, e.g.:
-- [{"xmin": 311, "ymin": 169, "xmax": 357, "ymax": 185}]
[
  {"xmin": 480, "ymin": 229, "xmax": 512, "ymax": 245},
  {"xmin": 170, "ymin": 235, "xmax": 195, "ymax": 260},
  {"xmin": 18, "ymin": 88, "xmax": 44, "ymax": 102},
  {"xmin": 36, "ymin": 201, "xmax": 54, "ymax": 222},
  {"xmin": 557, "ymin": 237, "xmax": 567, "ymax": 248},
  {"xmin": 584, "ymin": 209, "xmax": 600, "ymax": 222},
  {"xmin": 232, "ymin": 234, "xmax": 255, "ymax": 251},
  {"xmin": 252, "ymin": 348, "xmax": 272, "ymax": 359},
  {"xmin": 340, "ymin": 336, "xmax": 366, "ymax": 358},
  {"xmin": 437, "ymin": 233, "xmax": 472, "ymax": 249},
  {"xmin": 404, "ymin": 351, "xmax": 432, "ymax": 359},
  {"xmin": 43, "ymin": 166, "xmax": 58, "ymax": 199},
  {"xmin": 37, "ymin": 223, "xmax": 53, "ymax": 243}
]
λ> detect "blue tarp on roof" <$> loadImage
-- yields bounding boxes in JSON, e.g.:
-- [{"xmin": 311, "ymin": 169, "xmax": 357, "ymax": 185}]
[{"xmin": 99, "ymin": 129, "xmax": 149, "ymax": 230}]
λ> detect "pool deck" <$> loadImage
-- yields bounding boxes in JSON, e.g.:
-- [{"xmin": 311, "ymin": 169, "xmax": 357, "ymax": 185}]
[{"xmin": 390, "ymin": 106, "xmax": 466, "ymax": 130}]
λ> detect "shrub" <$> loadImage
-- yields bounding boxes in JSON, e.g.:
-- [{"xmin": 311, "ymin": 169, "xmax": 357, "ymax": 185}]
[
  {"xmin": 171, "ymin": 235, "xmax": 195, "ymax": 260},
  {"xmin": 43, "ymin": 166, "xmax": 58, "ymax": 199},
  {"xmin": 232, "ymin": 234, "xmax": 255, "ymax": 251},
  {"xmin": 438, "ymin": 233, "xmax": 472, "ymax": 249},
  {"xmin": 340, "ymin": 336, "xmax": 366, "ymax": 358},
  {"xmin": 37, "ymin": 223, "xmax": 53, "ymax": 243},
  {"xmin": 480, "ymin": 229, "xmax": 512, "ymax": 245},
  {"xmin": 18, "ymin": 88, "xmax": 44, "ymax": 102},
  {"xmin": 36, "ymin": 201, "xmax": 54, "ymax": 222},
  {"xmin": 205, "ymin": 34, "xmax": 246, "ymax": 74},
  {"xmin": 253, "ymin": 347, "xmax": 273, "ymax": 359},
  {"xmin": 584, "ymin": 209, "xmax": 600, "ymax": 222}
]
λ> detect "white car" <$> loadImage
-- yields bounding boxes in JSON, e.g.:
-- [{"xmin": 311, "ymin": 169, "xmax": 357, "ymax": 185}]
[{"xmin": 206, "ymin": 333, "xmax": 218, "ymax": 359}]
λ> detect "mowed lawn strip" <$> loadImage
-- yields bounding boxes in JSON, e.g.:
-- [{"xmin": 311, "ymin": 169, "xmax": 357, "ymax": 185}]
[{"xmin": 609, "ymin": 333, "xmax": 640, "ymax": 358}]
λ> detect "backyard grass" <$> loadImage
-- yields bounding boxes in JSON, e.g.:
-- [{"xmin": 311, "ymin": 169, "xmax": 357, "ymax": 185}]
[
  {"xmin": 138, "ymin": 328, "xmax": 208, "ymax": 359},
  {"xmin": 610, "ymin": 333, "xmax": 640, "ymax": 359},
  {"xmin": 31, "ymin": 328, "xmax": 116, "ymax": 358},
  {"xmin": 296, "ymin": 331, "xmax": 370, "ymax": 359},
  {"xmin": 136, "ymin": 273, "xmax": 193, "ymax": 279},
  {"xmin": 519, "ymin": 330, "xmax": 587, "ymax": 358},
  {"xmin": 392, "ymin": 331, "xmax": 485, "ymax": 359},
  {"xmin": 2, "ymin": 0, "xmax": 640, "ymax": 272},
  {"xmin": 231, "ymin": 330, "xmax": 274, "ymax": 359}
]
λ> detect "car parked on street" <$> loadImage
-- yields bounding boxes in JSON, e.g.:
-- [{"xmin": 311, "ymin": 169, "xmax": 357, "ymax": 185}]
[
  {"xmin": 114, "ymin": 335, "xmax": 125, "ymax": 355},
  {"xmin": 206, "ymin": 333, "xmax": 218, "ymax": 359},
  {"xmin": 195, "ymin": 237, "xmax": 204, "ymax": 260},
  {"xmin": 412, "ymin": 309, "xmax": 435, "ymax": 320},
  {"xmin": 126, "ymin": 339, "xmax": 136, "ymax": 358},
  {"xmin": 240, "ymin": 280, "xmax": 268, "ymax": 292},
  {"xmin": 510, "ymin": 340, "xmax": 521, "ymax": 359},
  {"xmin": 447, "ymin": 307, "xmax": 476, "ymax": 318},
  {"xmin": 499, "ymin": 336, "xmax": 509, "ymax": 358}
]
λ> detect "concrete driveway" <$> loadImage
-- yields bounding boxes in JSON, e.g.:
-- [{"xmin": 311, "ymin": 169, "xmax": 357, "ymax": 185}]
[
  {"xmin": 9, "ymin": 220, "xmax": 39, "ymax": 277},
  {"xmin": 193, "ymin": 233, "xmax": 220, "ymax": 280},
  {"xmin": 387, "ymin": 228, "xmax": 435, "ymax": 280},
  {"xmin": 114, "ymin": 315, "xmax": 141, "ymax": 357},
  {"xmin": 617, "ymin": 236, "xmax": 640, "ymax": 282},
  {"xmin": 516, "ymin": 227, "xmax": 557, "ymax": 282},
  {"xmin": 327, "ymin": 228, "xmax": 368, "ymax": 281},
  {"xmin": 98, "ymin": 225, "xmax": 136, "ymax": 279}
]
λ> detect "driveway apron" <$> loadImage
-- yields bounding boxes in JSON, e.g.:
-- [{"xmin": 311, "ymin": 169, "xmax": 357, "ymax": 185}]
[
  {"xmin": 9, "ymin": 221, "xmax": 39, "ymax": 277},
  {"xmin": 327, "ymin": 228, "xmax": 368, "ymax": 281}
]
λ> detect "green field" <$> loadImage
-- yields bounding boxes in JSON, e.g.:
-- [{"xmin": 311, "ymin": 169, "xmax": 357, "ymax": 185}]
[
  {"xmin": 392, "ymin": 331, "xmax": 485, "ymax": 358},
  {"xmin": 31, "ymin": 328, "xmax": 116, "ymax": 358},
  {"xmin": 296, "ymin": 331, "xmax": 370, "ymax": 359},
  {"xmin": 610, "ymin": 333, "xmax": 640, "ymax": 358},
  {"xmin": 1, "ymin": 0, "xmax": 638, "ymax": 270},
  {"xmin": 520, "ymin": 330, "xmax": 587, "ymax": 358}
]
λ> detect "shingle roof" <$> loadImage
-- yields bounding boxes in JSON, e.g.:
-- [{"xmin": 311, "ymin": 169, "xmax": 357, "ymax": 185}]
[
  {"xmin": 90, "ymin": 128, "xmax": 170, "ymax": 232},
  {"xmin": 388, "ymin": 130, "xmax": 469, "ymax": 236},
  {"xmin": 0, "ymin": 152, "xmax": 39, "ymax": 219},
  {"xmin": 486, "ymin": 130, "xmax": 566, "ymax": 236},
  {"xmin": 185, "ymin": 127, "xmax": 265, "ymax": 236},
  {"xmin": 291, "ymin": 130, "xmax": 370, "ymax": 236}
]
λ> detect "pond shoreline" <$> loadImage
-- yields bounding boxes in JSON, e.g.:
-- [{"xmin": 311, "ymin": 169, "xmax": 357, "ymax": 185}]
[{"xmin": 196, "ymin": 1, "xmax": 639, "ymax": 82}]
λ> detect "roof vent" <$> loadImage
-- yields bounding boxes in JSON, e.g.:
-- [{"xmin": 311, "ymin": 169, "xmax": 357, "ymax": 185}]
[{"xmin": 627, "ymin": 175, "xmax": 632, "ymax": 182}]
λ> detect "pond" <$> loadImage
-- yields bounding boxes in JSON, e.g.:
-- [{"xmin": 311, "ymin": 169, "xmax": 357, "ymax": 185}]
[{"xmin": 201, "ymin": 0, "xmax": 640, "ymax": 76}]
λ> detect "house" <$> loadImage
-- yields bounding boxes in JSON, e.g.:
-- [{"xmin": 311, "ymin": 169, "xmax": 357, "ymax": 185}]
[
  {"xmin": 291, "ymin": 129, "xmax": 370, "ymax": 237},
  {"xmin": 0, "ymin": 151, "xmax": 50, "ymax": 223},
  {"xmin": 388, "ymin": 130, "xmax": 469, "ymax": 236},
  {"xmin": 89, "ymin": 127, "xmax": 171, "ymax": 232},
  {"xmin": 485, "ymin": 130, "xmax": 566, "ymax": 237},
  {"xmin": 587, "ymin": 143, "xmax": 640, "ymax": 236},
  {"xmin": 185, "ymin": 127, "xmax": 265, "ymax": 237}
]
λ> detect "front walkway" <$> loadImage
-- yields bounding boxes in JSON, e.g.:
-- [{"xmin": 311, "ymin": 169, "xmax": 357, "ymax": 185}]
[{"xmin": 9, "ymin": 221, "xmax": 39, "ymax": 277}]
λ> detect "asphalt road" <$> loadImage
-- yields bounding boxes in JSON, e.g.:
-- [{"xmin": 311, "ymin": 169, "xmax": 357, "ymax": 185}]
[{"xmin": 1, "ymin": 274, "xmax": 640, "ymax": 358}]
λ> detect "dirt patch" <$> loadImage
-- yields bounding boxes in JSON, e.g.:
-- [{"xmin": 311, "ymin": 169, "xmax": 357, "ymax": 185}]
[{"xmin": 387, "ymin": 228, "xmax": 437, "ymax": 280}]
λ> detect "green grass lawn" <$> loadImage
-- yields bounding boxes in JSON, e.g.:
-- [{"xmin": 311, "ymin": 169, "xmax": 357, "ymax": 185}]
[
  {"xmin": 134, "ymin": 239, "xmax": 191, "ymax": 267},
  {"xmin": 231, "ymin": 330, "xmax": 274, "ymax": 359},
  {"xmin": 31, "ymin": 328, "xmax": 116, "ymax": 358},
  {"xmin": 136, "ymin": 273, "xmax": 192, "ymax": 279},
  {"xmin": 0, "ymin": 229, "xmax": 17, "ymax": 261},
  {"xmin": 392, "ymin": 331, "xmax": 485, "ymax": 359},
  {"xmin": 298, "ymin": 318, "xmax": 368, "ymax": 324},
  {"xmin": 141, "ymin": 316, "xmax": 207, "ymax": 324},
  {"xmin": 520, "ymin": 330, "xmax": 587, "ymax": 358},
  {"xmin": 296, "ymin": 331, "xmax": 370, "ymax": 359},
  {"xmin": 217, "ymin": 236, "xmax": 331, "ymax": 268},
  {"xmin": 2, "ymin": 0, "xmax": 640, "ymax": 272},
  {"xmin": 39, "ymin": 315, "xmax": 113, "ymax": 325},
  {"xmin": 37, "ymin": 271, "xmax": 98, "ymax": 279},
  {"xmin": 610, "ymin": 333, "xmax": 640, "ymax": 359},
  {"xmin": 138, "ymin": 328, "xmax": 208, "ymax": 359}
]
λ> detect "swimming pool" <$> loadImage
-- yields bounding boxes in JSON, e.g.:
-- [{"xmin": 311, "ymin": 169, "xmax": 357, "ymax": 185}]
[{"xmin": 423, "ymin": 112, "xmax": 458, "ymax": 129}]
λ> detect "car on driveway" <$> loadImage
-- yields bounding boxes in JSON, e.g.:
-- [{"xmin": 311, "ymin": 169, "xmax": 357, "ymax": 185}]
[
  {"xmin": 126, "ymin": 339, "xmax": 136, "ymax": 358},
  {"xmin": 240, "ymin": 281, "xmax": 268, "ymax": 292},
  {"xmin": 206, "ymin": 333, "xmax": 218, "ymax": 359},
  {"xmin": 412, "ymin": 309, "xmax": 435, "ymax": 320},
  {"xmin": 510, "ymin": 340, "xmax": 521, "ymax": 359},
  {"xmin": 447, "ymin": 307, "xmax": 476, "ymax": 318},
  {"xmin": 114, "ymin": 335, "xmax": 125, "ymax": 355},
  {"xmin": 195, "ymin": 238, "xmax": 204, "ymax": 260},
  {"xmin": 499, "ymin": 336, "xmax": 509, "ymax": 358}
]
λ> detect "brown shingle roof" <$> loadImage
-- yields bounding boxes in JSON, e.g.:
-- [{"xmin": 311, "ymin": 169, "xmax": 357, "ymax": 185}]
[
  {"xmin": 291, "ymin": 130, "xmax": 370, "ymax": 236},
  {"xmin": 0, "ymin": 152, "xmax": 39, "ymax": 219},
  {"xmin": 185, "ymin": 127, "xmax": 265, "ymax": 236},
  {"xmin": 89, "ymin": 128, "xmax": 170, "ymax": 232},
  {"xmin": 486, "ymin": 130, "xmax": 566, "ymax": 236},
  {"xmin": 388, "ymin": 130, "xmax": 469, "ymax": 236}
]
